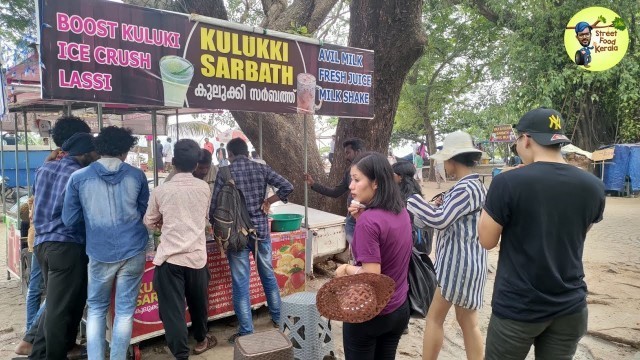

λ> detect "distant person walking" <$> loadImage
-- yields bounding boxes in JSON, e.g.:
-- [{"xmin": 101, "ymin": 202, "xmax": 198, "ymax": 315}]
[
  {"xmin": 216, "ymin": 143, "xmax": 229, "ymax": 167},
  {"xmin": 156, "ymin": 139, "xmax": 164, "ymax": 172},
  {"xmin": 163, "ymin": 138, "xmax": 173, "ymax": 173}
]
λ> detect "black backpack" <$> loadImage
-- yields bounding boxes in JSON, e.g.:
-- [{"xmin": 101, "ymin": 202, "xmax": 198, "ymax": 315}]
[{"xmin": 211, "ymin": 166, "xmax": 256, "ymax": 252}]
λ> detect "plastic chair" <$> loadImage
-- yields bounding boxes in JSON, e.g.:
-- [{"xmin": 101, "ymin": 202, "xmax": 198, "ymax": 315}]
[{"xmin": 279, "ymin": 292, "xmax": 335, "ymax": 360}]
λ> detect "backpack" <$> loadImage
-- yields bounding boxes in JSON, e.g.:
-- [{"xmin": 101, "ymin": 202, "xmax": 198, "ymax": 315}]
[{"xmin": 212, "ymin": 166, "xmax": 256, "ymax": 252}]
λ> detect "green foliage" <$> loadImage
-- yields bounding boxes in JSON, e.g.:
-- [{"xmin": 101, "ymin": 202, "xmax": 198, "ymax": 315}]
[
  {"xmin": 0, "ymin": 0, "xmax": 36, "ymax": 66},
  {"xmin": 394, "ymin": 0, "xmax": 640, "ymax": 149},
  {"xmin": 287, "ymin": 22, "xmax": 312, "ymax": 37},
  {"xmin": 612, "ymin": 17, "xmax": 626, "ymax": 31},
  {"xmin": 393, "ymin": 1, "xmax": 507, "ymax": 144},
  {"xmin": 494, "ymin": 0, "xmax": 640, "ymax": 147}
]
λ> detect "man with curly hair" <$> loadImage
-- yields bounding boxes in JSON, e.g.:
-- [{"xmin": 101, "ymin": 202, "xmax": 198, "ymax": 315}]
[
  {"xmin": 16, "ymin": 116, "xmax": 92, "ymax": 357},
  {"xmin": 62, "ymin": 126, "xmax": 150, "ymax": 359},
  {"xmin": 30, "ymin": 130, "xmax": 98, "ymax": 360}
]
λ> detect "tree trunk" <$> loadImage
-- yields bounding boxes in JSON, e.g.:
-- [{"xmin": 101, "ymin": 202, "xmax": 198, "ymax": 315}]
[
  {"xmin": 325, "ymin": 0, "xmax": 426, "ymax": 215},
  {"xmin": 425, "ymin": 117, "xmax": 437, "ymax": 181}
]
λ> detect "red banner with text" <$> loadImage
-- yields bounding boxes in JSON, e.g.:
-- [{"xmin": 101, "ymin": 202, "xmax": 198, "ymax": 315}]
[{"xmin": 38, "ymin": 0, "xmax": 374, "ymax": 118}]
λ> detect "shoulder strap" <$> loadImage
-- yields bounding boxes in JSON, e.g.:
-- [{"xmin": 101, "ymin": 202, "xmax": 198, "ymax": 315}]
[{"xmin": 219, "ymin": 165, "xmax": 233, "ymax": 184}]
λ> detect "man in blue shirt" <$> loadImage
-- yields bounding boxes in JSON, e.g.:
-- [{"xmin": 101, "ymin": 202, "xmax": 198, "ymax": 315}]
[
  {"xmin": 210, "ymin": 138, "xmax": 293, "ymax": 343},
  {"xmin": 15, "ymin": 116, "xmax": 92, "ymax": 357},
  {"xmin": 63, "ymin": 126, "xmax": 149, "ymax": 360},
  {"xmin": 30, "ymin": 131, "xmax": 99, "ymax": 360}
]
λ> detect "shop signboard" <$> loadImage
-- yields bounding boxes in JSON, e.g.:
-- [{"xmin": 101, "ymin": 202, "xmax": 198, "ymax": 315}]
[
  {"xmin": 37, "ymin": 0, "xmax": 374, "ymax": 118},
  {"xmin": 489, "ymin": 124, "xmax": 517, "ymax": 143}
]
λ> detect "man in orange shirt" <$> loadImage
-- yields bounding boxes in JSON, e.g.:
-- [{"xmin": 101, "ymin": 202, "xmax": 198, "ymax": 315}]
[{"xmin": 203, "ymin": 137, "xmax": 214, "ymax": 155}]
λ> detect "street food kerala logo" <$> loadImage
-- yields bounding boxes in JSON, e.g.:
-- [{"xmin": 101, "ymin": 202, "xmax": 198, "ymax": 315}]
[
  {"xmin": 564, "ymin": 7, "xmax": 629, "ymax": 71},
  {"xmin": 549, "ymin": 114, "xmax": 562, "ymax": 130}
]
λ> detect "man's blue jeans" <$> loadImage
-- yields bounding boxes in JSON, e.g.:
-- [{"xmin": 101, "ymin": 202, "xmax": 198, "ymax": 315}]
[
  {"xmin": 87, "ymin": 252, "xmax": 145, "ymax": 360},
  {"xmin": 345, "ymin": 216, "xmax": 356, "ymax": 244},
  {"xmin": 26, "ymin": 252, "xmax": 45, "ymax": 331},
  {"xmin": 227, "ymin": 238, "xmax": 281, "ymax": 335}
]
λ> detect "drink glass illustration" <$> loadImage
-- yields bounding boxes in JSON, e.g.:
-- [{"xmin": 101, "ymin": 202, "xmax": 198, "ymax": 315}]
[
  {"xmin": 296, "ymin": 73, "xmax": 323, "ymax": 114},
  {"xmin": 159, "ymin": 56, "xmax": 194, "ymax": 107}
]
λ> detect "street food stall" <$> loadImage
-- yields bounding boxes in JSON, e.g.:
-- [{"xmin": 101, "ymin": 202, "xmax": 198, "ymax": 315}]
[
  {"xmin": 126, "ymin": 230, "xmax": 307, "ymax": 350},
  {"xmin": 2, "ymin": 0, "xmax": 375, "ymax": 356}
]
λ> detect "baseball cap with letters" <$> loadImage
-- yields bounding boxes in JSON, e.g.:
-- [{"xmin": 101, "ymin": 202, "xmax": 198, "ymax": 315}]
[{"xmin": 513, "ymin": 107, "xmax": 571, "ymax": 146}]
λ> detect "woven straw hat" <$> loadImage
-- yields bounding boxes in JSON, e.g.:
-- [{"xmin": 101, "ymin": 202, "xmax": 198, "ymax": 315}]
[
  {"xmin": 430, "ymin": 131, "xmax": 481, "ymax": 162},
  {"xmin": 316, "ymin": 273, "xmax": 395, "ymax": 323}
]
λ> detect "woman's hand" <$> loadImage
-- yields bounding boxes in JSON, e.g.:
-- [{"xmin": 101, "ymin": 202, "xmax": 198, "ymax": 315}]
[
  {"xmin": 348, "ymin": 204, "xmax": 364, "ymax": 220},
  {"xmin": 335, "ymin": 264, "xmax": 349, "ymax": 277},
  {"xmin": 434, "ymin": 196, "xmax": 443, "ymax": 207},
  {"xmin": 348, "ymin": 200, "xmax": 366, "ymax": 220}
]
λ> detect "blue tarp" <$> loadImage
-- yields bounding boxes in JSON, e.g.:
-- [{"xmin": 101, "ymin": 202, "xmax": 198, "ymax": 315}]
[
  {"xmin": 602, "ymin": 144, "xmax": 640, "ymax": 192},
  {"xmin": 1, "ymin": 150, "xmax": 50, "ymax": 187},
  {"xmin": 629, "ymin": 147, "xmax": 640, "ymax": 191}
]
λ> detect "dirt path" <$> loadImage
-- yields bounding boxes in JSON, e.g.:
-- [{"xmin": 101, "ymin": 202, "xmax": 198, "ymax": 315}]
[{"xmin": 0, "ymin": 180, "xmax": 638, "ymax": 359}]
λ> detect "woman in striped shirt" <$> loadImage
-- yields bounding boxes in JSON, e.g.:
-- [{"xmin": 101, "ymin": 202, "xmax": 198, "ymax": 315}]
[{"xmin": 407, "ymin": 131, "xmax": 487, "ymax": 360}]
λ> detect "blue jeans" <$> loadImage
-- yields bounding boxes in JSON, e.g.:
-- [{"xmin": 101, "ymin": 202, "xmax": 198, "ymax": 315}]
[
  {"xmin": 227, "ymin": 237, "xmax": 281, "ymax": 335},
  {"xmin": 87, "ymin": 252, "xmax": 146, "ymax": 360},
  {"xmin": 345, "ymin": 216, "xmax": 356, "ymax": 244},
  {"xmin": 26, "ymin": 252, "xmax": 45, "ymax": 331}
]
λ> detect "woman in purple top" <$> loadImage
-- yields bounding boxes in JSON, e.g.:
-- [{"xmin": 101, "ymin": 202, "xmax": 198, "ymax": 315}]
[{"xmin": 335, "ymin": 152, "xmax": 413, "ymax": 360}]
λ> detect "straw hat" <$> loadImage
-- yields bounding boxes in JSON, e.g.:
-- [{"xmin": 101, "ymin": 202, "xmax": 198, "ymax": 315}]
[
  {"xmin": 430, "ymin": 131, "xmax": 482, "ymax": 162},
  {"xmin": 316, "ymin": 273, "xmax": 395, "ymax": 323}
]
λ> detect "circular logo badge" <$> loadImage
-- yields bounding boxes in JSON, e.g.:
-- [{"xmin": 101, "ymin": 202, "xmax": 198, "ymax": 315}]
[{"xmin": 564, "ymin": 7, "xmax": 629, "ymax": 71}]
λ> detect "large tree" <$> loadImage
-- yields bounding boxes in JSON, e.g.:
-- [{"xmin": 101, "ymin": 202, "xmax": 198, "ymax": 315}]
[{"xmin": 324, "ymin": 0, "xmax": 427, "ymax": 214}]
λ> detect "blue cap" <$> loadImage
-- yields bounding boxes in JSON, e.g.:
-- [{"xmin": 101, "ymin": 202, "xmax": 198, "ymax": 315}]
[{"xmin": 575, "ymin": 21, "xmax": 592, "ymax": 34}]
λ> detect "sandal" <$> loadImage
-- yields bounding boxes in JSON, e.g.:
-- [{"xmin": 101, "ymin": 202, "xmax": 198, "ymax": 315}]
[{"xmin": 193, "ymin": 334, "xmax": 218, "ymax": 355}]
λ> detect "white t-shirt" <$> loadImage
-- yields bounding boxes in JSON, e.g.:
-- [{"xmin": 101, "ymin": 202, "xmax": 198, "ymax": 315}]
[{"xmin": 163, "ymin": 142, "xmax": 174, "ymax": 161}]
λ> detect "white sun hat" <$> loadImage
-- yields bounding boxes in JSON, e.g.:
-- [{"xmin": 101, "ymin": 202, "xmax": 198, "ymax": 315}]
[{"xmin": 430, "ymin": 131, "xmax": 482, "ymax": 162}]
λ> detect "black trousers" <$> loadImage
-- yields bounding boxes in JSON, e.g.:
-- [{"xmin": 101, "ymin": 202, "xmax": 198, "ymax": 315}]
[
  {"xmin": 153, "ymin": 262, "xmax": 211, "ymax": 360},
  {"xmin": 30, "ymin": 242, "xmax": 88, "ymax": 360},
  {"xmin": 485, "ymin": 307, "xmax": 588, "ymax": 360},
  {"xmin": 342, "ymin": 299, "xmax": 410, "ymax": 360}
]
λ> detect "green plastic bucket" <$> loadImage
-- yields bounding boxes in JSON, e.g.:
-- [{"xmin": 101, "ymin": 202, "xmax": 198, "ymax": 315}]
[{"xmin": 270, "ymin": 214, "xmax": 304, "ymax": 232}]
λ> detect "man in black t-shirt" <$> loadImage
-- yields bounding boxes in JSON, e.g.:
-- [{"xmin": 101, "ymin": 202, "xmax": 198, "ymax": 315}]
[{"xmin": 479, "ymin": 108, "xmax": 605, "ymax": 360}]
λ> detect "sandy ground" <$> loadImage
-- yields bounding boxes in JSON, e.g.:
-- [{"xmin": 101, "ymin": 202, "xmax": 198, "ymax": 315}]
[{"xmin": 0, "ymin": 178, "xmax": 639, "ymax": 359}]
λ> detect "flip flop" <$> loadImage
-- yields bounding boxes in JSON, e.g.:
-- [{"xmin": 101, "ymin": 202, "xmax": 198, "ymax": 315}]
[{"xmin": 193, "ymin": 334, "xmax": 218, "ymax": 355}]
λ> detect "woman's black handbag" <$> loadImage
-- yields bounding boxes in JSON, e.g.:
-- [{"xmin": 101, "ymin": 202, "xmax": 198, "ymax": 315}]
[{"xmin": 407, "ymin": 247, "xmax": 437, "ymax": 318}]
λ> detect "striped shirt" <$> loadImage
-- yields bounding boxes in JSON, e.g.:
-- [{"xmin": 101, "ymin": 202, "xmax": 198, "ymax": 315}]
[
  {"xmin": 407, "ymin": 174, "xmax": 487, "ymax": 310},
  {"xmin": 33, "ymin": 156, "xmax": 85, "ymax": 246}
]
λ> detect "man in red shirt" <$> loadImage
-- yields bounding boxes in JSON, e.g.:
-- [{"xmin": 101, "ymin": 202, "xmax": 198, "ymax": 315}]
[{"xmin": 203, "ymin": 137, "xmax": 214, "ymax": 154}]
